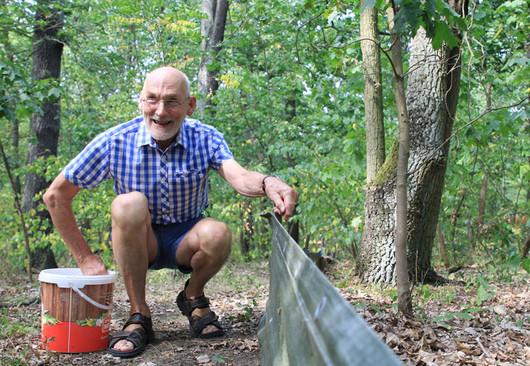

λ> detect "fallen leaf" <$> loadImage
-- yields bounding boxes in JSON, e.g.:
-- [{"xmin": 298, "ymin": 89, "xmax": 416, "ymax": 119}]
[
  {"xmin": 493, "ymin": 305, "xmax": 507, "ymax": 315},
  {"xmin": 197, "ymin": 354, "xmax": 210, "ymax": 364}
]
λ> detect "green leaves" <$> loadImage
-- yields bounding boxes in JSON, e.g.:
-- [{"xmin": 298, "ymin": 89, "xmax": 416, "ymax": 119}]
[
  {"xmin": 522, "ymin": 258, "xmax": 530, "ymax": 274},
  {"xmin": 431, "ymin": 20, "xmax": 460, "ymax": 49},
  {"xmin": 360, "ymin": 0, "xmax": 386, "ymax": 13},
  {"xmin": 392, "ymin": 0, "xmax": 466, "ymax": 49},
  {"xmin": 0, "ymin": 0, "xmax": 527, "ymax": 275},
  {"xmin": 475, "ymin": 285, "xmax": 495, "ymax": 306}
]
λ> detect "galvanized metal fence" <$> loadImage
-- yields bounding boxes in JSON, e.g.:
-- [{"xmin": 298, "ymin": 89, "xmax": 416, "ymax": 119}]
[{"xmin": 258, "ymin": 213, "xmax": 401, "ymax": 366}]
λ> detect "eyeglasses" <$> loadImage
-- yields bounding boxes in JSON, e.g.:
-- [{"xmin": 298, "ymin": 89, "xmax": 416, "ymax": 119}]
[{"xmin": 143, "ymin": 97, "xmax": 189, "ymax": 109}]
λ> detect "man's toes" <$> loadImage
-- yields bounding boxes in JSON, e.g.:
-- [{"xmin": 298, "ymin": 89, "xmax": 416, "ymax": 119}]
[
  {"xmin": 113, "ymin": 340, "xmax": 134, "ymax": 351},
  {"xmin": 201, "ymin": 324, "xmax": 218, "ymax": 335}
]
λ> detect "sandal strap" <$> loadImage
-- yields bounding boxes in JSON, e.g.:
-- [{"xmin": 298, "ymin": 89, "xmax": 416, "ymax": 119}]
[
  {"xmin": 121, "ymin": 313, "xmax": 154, "ymax": 341},
  {"xmin": 178, "ymin": 293, "xmax": 211, "ymax": 316},
  {"xmin": 185, "ymin": 295, "xmax": 210, "ymax": 311},
  {"xmin": 123, "ymin": 313, "xmax": 152, "ymax": 330},
  {"xmin": 177, "ymin": 279, "xmax": 211, "ymax": 316},
  {"xmin": 189, "ymin": 311, "xmax": 220, "ymax": 334},
  {"xmin": 109, "ymin": 329, "xmax": 144, "ymax": 349}
]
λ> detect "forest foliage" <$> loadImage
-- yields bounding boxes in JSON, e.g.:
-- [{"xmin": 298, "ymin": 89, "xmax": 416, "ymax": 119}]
[{"xmin": 0, "ymin": 0, "xmax": 528, "ymax": 276}]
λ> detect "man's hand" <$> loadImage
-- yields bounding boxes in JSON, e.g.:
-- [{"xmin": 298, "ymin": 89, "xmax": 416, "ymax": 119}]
[
  {"xmin": 263, "ymin": 177, "xmax": 299, "ymax": 221},
  {"xmin": 78, "ymin": 253, "xmax": 108, "ymax": 275},
  {"xmin": 217, "ymin": 160, "xmax": 300, "ymax": 220}
]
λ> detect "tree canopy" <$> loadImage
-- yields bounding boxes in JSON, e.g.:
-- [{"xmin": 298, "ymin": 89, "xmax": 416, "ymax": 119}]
[{"xmin": 0, "ymin": 0, "xmax": 528, "ymax": 276}]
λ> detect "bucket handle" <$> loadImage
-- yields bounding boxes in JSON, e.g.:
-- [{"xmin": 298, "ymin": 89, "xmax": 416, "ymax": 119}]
[{"xmin": 72, "ymin": 286, "xmax": 113, "ymax": 311}]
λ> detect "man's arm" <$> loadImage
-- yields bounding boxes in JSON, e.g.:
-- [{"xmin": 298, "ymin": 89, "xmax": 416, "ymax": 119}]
[
  {"xmin": 217, "ymin": 159, "xmax": 299, "ymax": 221},
  {"xmin": 43, "ymin": 173, "xmax": 107, "ymax": 275}
]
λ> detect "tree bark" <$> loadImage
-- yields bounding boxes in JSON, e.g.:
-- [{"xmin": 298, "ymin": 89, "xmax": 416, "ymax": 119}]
[
  {"xmin": 406, "ymin": 25, "xmax": 462, "ymax": 284},
  {"xmin": 356, "ymin": 1, "xmax": 465, "ymax": 285},
  {"xmin": 386, "ymin": 3, "xmax": 412, "ymax": 314},
  {"xmin": 22, "ymin": 0, "xmax": 64, "ymax": 270},
  {"xmin": 522, "ymin": 233, "xmax": 530, "ymax": 259},
  {"xmin": 478, "ymin": 177, "xmax": 487, "ymax": 225},
  {"xmin": 239, "ymin": 199, "xmax": 253, "ymax": 256},
  {"xmin": 437, "ymin": 224, "xmax": 450, "ymax": 269},
  {"xmin": 356, "ymin": 0, "xmax": 396, "ymax": 285},
  {"xmin": 197, "ymin": 0, "xmax": 229, "ymax": 117},
  {"xmin": 360, "ymin": 1, "xmax": 385, "ymax": 182},
  {"xmin": 356, "ymin": 141, "xmax": 399, "ymax": 283}
]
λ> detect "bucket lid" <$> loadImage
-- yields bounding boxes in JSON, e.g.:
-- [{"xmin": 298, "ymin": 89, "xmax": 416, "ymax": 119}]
[{"xmin": 39, "ymin": 268, "xmax": 116, "ymax": 288}]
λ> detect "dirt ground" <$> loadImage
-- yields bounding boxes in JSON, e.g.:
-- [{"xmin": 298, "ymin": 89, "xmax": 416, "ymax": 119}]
[
  {"xmin": 1, "ymin": 261, "xmax": 267, "ymax": 366},
  {"xmin": 1, "ymin": 260, "xmax": 529, "ymax": 366}
]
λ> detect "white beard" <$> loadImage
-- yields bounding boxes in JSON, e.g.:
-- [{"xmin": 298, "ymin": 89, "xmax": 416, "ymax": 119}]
[{"xmin": 144, "ymin": 115, "xmax": 181, "ymax": 142}]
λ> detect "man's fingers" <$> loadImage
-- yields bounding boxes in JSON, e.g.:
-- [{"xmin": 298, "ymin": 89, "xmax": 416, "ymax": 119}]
[
  {"xmin": 269, "ymin": 188, "xmax": 298, "ymax": 221},
  {"xmin": 80, "ymin": 255, "xmax": 108, "ymax": 275},
  {"xmin": 283, "ymin": 190, "xmax": 298, "ymax": 219},
  {"xmin": 263, "ymin": 177, "xmax": 299, "ymax": 221}
]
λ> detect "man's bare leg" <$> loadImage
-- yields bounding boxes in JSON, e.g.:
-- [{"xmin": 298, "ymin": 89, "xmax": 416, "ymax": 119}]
[
  {"xmin": 176, "ymin": 218, "xmax": 232, "ymax": 335},
  {"xmin": 110, "ymin": 192, "xmax": 158, "ymax": 352}
]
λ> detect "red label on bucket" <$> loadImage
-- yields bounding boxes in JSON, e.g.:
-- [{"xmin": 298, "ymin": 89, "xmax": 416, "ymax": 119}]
[{"xmin": 41, "ymin": 313, "xmax": 111, "ymax": 353}]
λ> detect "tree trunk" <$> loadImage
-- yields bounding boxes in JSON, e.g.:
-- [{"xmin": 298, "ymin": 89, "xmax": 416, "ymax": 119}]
[
  {"xmin": 406, "ymin": 26, "xmax": 462, "ymax": 284},
  {"xmin": 360, "ymin": 1, "xmax": 385, "ymax": 182},
  {"xmin": 478, "ymin": 177, "xmax": 487, "ymax": 225},
  {"xmin": 0, "ymin": 142, "xmax": 33, "ymax": 280},
  {"xmin": 0, "ymin": 0, "xmax": 22, "ymax": 195},
  {"xmin": 22, "ymin": 0, "xmax": 64, "ymax": 270},
  {"xmin": 357, "ymin": 1, "xmax": 465, "ymax": 285},
  {"xmin": 386, "ymin": 3, "xmax": 412, "ymax": 314},
  {"xmin": 356, "ymin": 141, "xmax": 399, "ymax": 283},
  {"xmin": 239, "ymin": 200, "xmax": 253, "ymax": 256},
  {"xmin": 356, "ymin": 0, "xmax": 395, "ymax": 285},
  {"xmin": 197, "ymin": 0, "xmax": 229, "ymax": 117},
  {"xmin": 437, "ymin": 224, "xmax": 450, "ymax": 269},
  {"xmin": 284, "ymin": 98, "xmax": 300, "ymax": 243}
]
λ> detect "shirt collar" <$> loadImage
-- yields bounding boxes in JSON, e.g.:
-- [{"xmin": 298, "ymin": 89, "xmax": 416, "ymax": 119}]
[{"xmin": 176, "ymin": 121, "xmax": 189, "ymax": 150}]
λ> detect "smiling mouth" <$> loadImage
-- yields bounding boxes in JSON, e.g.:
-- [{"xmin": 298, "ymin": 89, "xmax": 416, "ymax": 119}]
[{"xmin": 152, "ymin": 118, "xmax": 172, "ymax": 126}]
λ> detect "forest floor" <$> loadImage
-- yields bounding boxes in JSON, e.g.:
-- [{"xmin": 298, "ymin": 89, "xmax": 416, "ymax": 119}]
[{"xmin": 0, "ymin": 259, "xmax": 528, "ymax": 366}]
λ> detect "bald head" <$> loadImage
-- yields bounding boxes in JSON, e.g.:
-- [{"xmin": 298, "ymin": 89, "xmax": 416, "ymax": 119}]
[{"xmin": 142, "ymin": 67, "xmax": 191, "ymax": 98}]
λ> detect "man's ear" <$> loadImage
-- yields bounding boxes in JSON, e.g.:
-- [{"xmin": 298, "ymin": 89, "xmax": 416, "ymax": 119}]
[
  {"xmin": 186, "ymin": 96, "xmax": 197, "ymax": 116},
  {"xmin": 138, "ymin": 91, "xmax": 144, "ymax": 111}
]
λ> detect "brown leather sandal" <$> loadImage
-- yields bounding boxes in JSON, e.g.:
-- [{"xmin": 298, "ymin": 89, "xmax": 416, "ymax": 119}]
[
  {"xmin": 176, "ymin": 280, "xmax": 224, "ymax": 338},
  {"xmin": 108, "ymin": 313, "xmax": 155, "ymax": 358}
]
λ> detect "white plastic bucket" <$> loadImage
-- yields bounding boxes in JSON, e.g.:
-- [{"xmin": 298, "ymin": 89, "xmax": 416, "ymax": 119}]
[{"xmin": 39, "ymin": 268, "xmax": 116, "ymax": 353}]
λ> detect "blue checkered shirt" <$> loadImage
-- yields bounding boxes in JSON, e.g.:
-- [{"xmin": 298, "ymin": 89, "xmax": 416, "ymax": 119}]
[{"xmin": 63, "ymin": 117, "xmax": 234, "ymax": 224}]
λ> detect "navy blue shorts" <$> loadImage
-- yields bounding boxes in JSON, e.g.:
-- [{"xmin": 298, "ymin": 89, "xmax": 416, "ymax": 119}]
[{"xmin": 148, "ymin": 215, "xmax": 205, "ymax": 272}]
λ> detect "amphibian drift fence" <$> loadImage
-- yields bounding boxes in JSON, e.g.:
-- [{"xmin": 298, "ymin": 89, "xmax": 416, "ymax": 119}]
[{"xmin": 258, "ymin": 213, "xmax": 401, "ymax": 366}]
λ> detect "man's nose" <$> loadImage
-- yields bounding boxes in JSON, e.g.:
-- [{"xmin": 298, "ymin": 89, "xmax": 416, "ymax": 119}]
[{"xmin": 155, "ymin": 101, "xmax": 168, "ymax": 116}]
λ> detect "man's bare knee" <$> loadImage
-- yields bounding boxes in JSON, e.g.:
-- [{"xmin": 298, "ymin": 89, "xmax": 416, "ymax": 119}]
[
  {"xmin": 180, "ymin": 220, "xmax": 232, "ymax": 268},
  {"xmin": 203, "ymin": 221, "xmax": 232, "ymax": 261},
  {"xmin": 111, "ymin": 192, "xmax": 149, "ymax": 227}
]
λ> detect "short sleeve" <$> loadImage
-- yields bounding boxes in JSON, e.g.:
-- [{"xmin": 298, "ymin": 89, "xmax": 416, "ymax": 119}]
[
  {"xmin": 62, "ymin": 132, "xmax": 111, "ymax": 188},
  {"xmin": 210, "ymin": 130, "xmax": 234, "ymax": 170}
]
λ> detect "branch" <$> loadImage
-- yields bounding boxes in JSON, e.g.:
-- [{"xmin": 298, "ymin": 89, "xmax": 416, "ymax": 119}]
[
  {"xmin": 0, "ymin": 139, "xmax": 33, "ymax": 282},
  {"xmin": 408, "ymin": 96, "xmax": 530, "ymax": 176},
  {"xmin": 0, "ymin": 297, "xmax": 40, "ymax": 308}
]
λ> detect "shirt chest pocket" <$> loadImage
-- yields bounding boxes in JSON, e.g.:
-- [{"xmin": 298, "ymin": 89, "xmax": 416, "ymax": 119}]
[
  {"xmin": 171, "ymin": 169, "xmax": 207, "ymax": 195},
  {"xmin": 173, "ymin": 169, "xmax": 206, "ymax": 181},
  {"xmin": 170, "ymin": 169, "xmax": 208, "ymax": 203}
]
